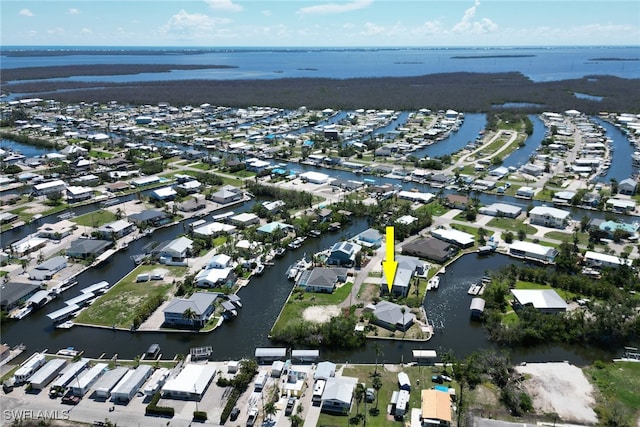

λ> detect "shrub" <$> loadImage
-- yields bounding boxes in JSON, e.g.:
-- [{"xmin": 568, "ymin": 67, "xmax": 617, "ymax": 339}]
[{"xmin": 193, "ymin": 411, "xmax": 208, "ymax": 422}]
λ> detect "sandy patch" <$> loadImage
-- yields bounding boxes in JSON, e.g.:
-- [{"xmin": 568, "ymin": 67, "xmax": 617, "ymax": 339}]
[
  {"xmin": 516, "ymin": 362, "xmax": 597, "ymax": 424},
  {"xmin": 302, "ymin": 305, "xmax": 340, "ymax": 323}
]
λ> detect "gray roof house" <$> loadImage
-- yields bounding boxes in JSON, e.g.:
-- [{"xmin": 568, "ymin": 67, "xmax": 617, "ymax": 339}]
[
  {"xmin": 28, "ymin": 256, "xmax": 68, "ymax": 281},
  {"xmin": 327, "ymin": 241, "xmax": 362, "ymax": 266},
  {"xmin": 66, "ymin": 239, "xmax": 112, "ymax": 259},
  {"xmin": 152, "ymin": 236, "xmax": 193, "ymax": 265},
  {"xmin": 97, "ymin": 220, "xmax": 135, "ymax": 240},
  {"xmin": 298, "ymin": 268, "xmax": 348, "ymax": 294},
  {"xmin": 367, "ymin": 300, "xmax": 415, "ymax": 332},
  {"xmin": 401, "ymin": 237, "xmax": 457, "ymax": 263},
  {"xmin": 163, "ymin": 292, "xmax": 219, "ymax": 328},
  {"xmin": 381, "ymin": 255, "xmax": 425, "ymax": 297},
  {"xmin": 618, "ymin": 178, "xmax": 637, "ymax": 195},
  {"xmin": 321, "ymin": 376, "xmax": 358, "ymax": 415},
  {"xmin": 352, "ymin": 228, "xmax": 383, "ymax": 248},
  {"xmin": 314, "ymin": 361, "xmax": 337, "ymax": 381},
  {"xmin": 128, "ymin": 210, "xmax": 171, "ymax": 227}
]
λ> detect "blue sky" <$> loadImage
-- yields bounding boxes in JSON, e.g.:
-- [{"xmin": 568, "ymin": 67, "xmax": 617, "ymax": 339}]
[{"xmin": 1, "ymin": 0, "xmax": 639, "ymax": 47}]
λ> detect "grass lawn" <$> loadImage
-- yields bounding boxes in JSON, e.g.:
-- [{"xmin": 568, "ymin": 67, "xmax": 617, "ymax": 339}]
[
  {"xmin": 271, "ymin": 282, "xmax": 353, "ymax": 336},
  {"xmin": 89, "ymin": 150, "xmax": 114, "ymax": 159},
  {"xmin": 586, "ymin": 361, "xmax": 640, "ymax": 423},
  {"xmin": 73, "ymin": 210, "xmax": 117, "ymax": 228},
  {"xmin": 189, "ymin": 162, "xmax": 212, "ymax": 171},
  {"xmin": 487, "ymin": 217, "xmax": 537, "ymax": 236},
  {"xmin": 515, "ymin": 280, "xmax": 578, "ymax": 301},
  {"xmin": 416, "ymin": 202, "xmax": 448, "ymax": 217},
  {"xmin": 317, "ymin": 364, "xmax": 457, "ymax": 427},
  {"xmin": 74, "ymin": 265, "xmax": 185, "ymax": 328},
  {"xmin": 544, "ymin": 230, "xmax": 588, "ymax": 245}
]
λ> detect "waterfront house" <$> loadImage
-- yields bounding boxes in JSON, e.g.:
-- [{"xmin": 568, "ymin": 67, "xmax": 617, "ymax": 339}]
[
  {"xmin": 478, "ymin": 203, "xmax": 522, "ymax": 218},
  {"xmin": 314, "ymin": 362, "xmax": 337, "ymax": 381},
  {"xmin": 528, "ymin": 206, "xmax": 570, "ymax": 229},
  {"xmin": 321, "ymin": 377, "xmax": 357, "ymax": 415},
  {"xmin": 66, "ymin": 238, "xmax": 112, "ymax": 259},
  {"xmin": 381, "ymin": 255, "xmax": 425, "ymax": 297},
  {"xmin": 163, "ymin": 292, "xmax": 218, "ymax": 328},
  {"xmin": 366, "ymin": 301, "xmax": 415, "ymax": 332},
  {"xmin": 191, "ymin": 222, "xmax": 236, "ymax": 238},
  {"xmin": 0, "ymin": 212, "xmax": 18, "ymax": 225},
  {"xmin": 150, "ymin": 186, "xmax": 177, "ymax": 201},
  {"xmin": 606, "ymin": 198, "xmax": 636, "ymax": 213},
  {"xmin": 618, "ymin": 178, "xmax": 637, "ymax": 196},
  {"xmin": 508, "ymin": 241, "xmax": 558, "ymax": 264},
  {"xmin": 230, "ymin": 212, "xmax": 260, "ymax": 227},
  {"xmin": 327, "ymin": 241, "xmax": 362, "ymax": 267},
  {"xmin": 431, "ymin": 228, "xmax": 475, "ymax": 248},
  {"xmin": 28, "ymin": 256, "xmax": 67, "ymax": 281},
  {"xmin": 177, "ymin": 198, "xmax": 206, "ymax": 212},
  {"xmin": 317, "ymin": 208, "xmax": 333, "ymax": 223},
  {"xmin": 128, "ymin": 210, "xmax": 171, "ymax": 228},
  {"xmin": 97, "ymin": 220, "xmax": 135, "ymax": 240},
  {"xmin": 153, "ymin": 236, "xmax": 193, "ymax": 264},
  {"xmin": 66, "ymin": 186, "xmax": 94, "ymax": 203},
  {"xmin": 589, "ymin": 219, "xmax": 639, "ymax": 240},
  {"xmin": 521, "ymin": 163, "xmax": 545, "ymax": 176},
  {"xmin": 263, "ymin": 200, "xmax": 286, "ymax": 214},
  {"xmin": 297, "ymin": 267, "xmax": 347, "ymax": 293},
  {"xmin": 511, "ymin": 289, "xmax": 567, "ymax": 314},
  {"xmin": 420, "ymin": 389, "xmax": 452, "ymax": 427},
  {"xmin": 37, "ymin": 220, "xmax": 77, "ymax": 239},
  {"xmin": 176, "ymin": 180, "xmax": 202, "ymax": 194},
  {"xmin": 444, "ymin": 194, "xmax": 468, "ymax": 210},
  {"xmin": 257, "ymin": 221, "xmax": 294, "ymax": 235},
  {"xmin": 552, "ymin": 190, "xmax": 576, "ymax": 206},
  {"xmin": 401, "ymin": 237, "xmax": 457, "ymax": 263},
  {"xmin": 33, "ymin": 179, "xmax": 66, "ymax": 196},
  {"xmin": 195, "ymin": 254, "xmax": 234, "ymax": 288},
  {"xmin": 300, "ymin": 171, "xmax": 330, "ymax": 184},
  {"xmin": 352, "ymin": 228, "xmax": 383, "ymax": 249},
  {"xmin": 583, "ymin": 251, "xmax": 633, "ymax": 269},
  {"xmin": 0, "ymin": 282, "xmax": 41, "ymax": 311},
  {"xmin": 11, "ymin": 237, "xmax": 48, "ymax": 256},
  {"xmin": 210, "ymin": 187, "xmax": 242, "ymax": 204},
  {"xmin": 131, "ymin": 176, "xmax": 161, "ymax": 188},
  {"xmin": 515, "ymin": 186, "xmax": 535, "ymax": 199}
]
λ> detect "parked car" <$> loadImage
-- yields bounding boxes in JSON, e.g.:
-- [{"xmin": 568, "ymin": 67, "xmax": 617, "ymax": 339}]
[
  {"xmin": 230, "ymin": 407, "xmax": 240, "ymax": 421},
  {"xmin": 61, "ymin": 393, "xmax": 80, "ymax": 405},
  {"xmin": 246, "ymin": 408, "xmax": 258, "ymax": 427},
  {"xmin": 285, "ymin": 397, "xmax": 296, "ymax": 416},
  {"xmin": 431, "ymin": 375, "xmax": 444, "ymax": 384}
]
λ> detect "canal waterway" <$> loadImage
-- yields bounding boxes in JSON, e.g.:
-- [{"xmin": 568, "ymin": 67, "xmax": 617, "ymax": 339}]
[{"xmin": 594, "ymin": 117, "xmax": 636, "ymax": 183}]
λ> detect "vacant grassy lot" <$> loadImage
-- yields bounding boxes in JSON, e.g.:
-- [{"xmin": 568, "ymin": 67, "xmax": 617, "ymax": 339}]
[
  {"xmin": 73, "ymin": 209, "xmax": 117, "ymax": 228},
  {"xmin": 74, "ymin": 264, "xmax": 186, "ymax": 328},
  {"xmin": 317, "ymin": 364, "xmax": 457, "ymax": 427},
  {"xmin": 271, "ymin": 282, "xmax": 353, "ymax": 335},
  {"xmin": 487, "ymin": 217, "xmax": 537, "ymax": 236},
  {"xmin": 586, "ymin": 361, "xmax": 640, "ymax": 424}
]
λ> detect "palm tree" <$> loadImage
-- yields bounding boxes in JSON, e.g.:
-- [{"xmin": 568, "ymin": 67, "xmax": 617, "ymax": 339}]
[
  {"xmin": 373, "ymin": 343, "xmax": 383, "ymax": 375},
  {"xmin": 371, "ymin": 374, "xmax": 382, "ymax": 410},
  {"xmin": 182, "ymin": 307, "xmax": 198, "ymax": 327},
  {"xmin": 354, "ymin": 383, "xmax": 365, "ymax": 417},
  {"xmin": 290, "ymin": 414, "xmax": 303, "ymax": 427},
  {"xmin": 263, "ymin": 401, "xmax": 277, "ymax": 420}
]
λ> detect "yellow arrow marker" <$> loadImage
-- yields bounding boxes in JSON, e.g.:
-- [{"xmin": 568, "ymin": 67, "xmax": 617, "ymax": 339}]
[{"xmin": 382, "ymin": 226, "xmax": 398, "ymax": 293}]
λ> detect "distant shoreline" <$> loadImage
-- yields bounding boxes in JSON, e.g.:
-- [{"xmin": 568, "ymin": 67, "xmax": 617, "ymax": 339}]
[
  {"xmin": 2, "ymin": 68, "xmax": 638, "ymax": 115},
  {"xmin": 451, "ymin": 54, "xmax": 535, "ymax": 59}
]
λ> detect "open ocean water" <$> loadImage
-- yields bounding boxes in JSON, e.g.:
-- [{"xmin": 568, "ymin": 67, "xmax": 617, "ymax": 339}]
[{"xmin": 1, "ymin": 45, "xmax": 639, "ymax": 82}]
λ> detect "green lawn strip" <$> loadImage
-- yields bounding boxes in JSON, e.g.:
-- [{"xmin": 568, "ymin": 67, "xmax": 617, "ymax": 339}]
[
  {"xmin": 74, "ymin": 265, "xmax": 184, "ymax": 328},
  {"xmin": 271, "ymin": 282, "xmax": 353, "ymax": 335},
  {"xmin": 415, "ymin": 202, "xmax": 448, "ymax": 217},
  {"xmin": 544, "ymin": 230, "xmax": 588, "ymax": 245},
  {"xmin": 188, "ymin": 162, "xmax": 212, "ymax": 171},
  {"xmin": 88, "ymin": 150, "xmax": 114, "ymax": 159},
  {"xmin": 316, "ymin": 364, "xmax": 456, "ymax": 427},
  {"xmin": 73, "ymin": 209, "xmax": 117, "ymax": 228},
  {"xmin": 587, "ymin": 361, "xmax": 640, "ymax": 421},
  {"xmin": 487, "ymin": 218, "xmax": 537, "ymax": 236}
]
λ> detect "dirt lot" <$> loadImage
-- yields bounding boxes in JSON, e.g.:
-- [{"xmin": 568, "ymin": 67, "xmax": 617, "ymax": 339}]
[
  {"xmin": 516, "ymin": 362, "xmax": 598, "ymax": 424},
  {"xmin": 302, "ymin": 304, "xmax": 340, "ymax": 323}
]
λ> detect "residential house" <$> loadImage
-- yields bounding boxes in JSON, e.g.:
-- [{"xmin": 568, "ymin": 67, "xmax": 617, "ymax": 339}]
[
  {"xmin": 176, "ymin": 180, "xmax": 201, "ymax": 194},
  {"xmin": 552, "ymin": 191, "xmax": 576, "ymax": 206},
  {"xmin": 28, "ymin": 256, "xmax": 67, "ymax": 281},
  {"xmin": 352, "ymin": 228, "xmax": 383, "ymax": 249},
  {"xmin": 618, "ymin": 178, "xmax": 637, "ymax": 196},
  {"xmin": 509, "ymin": 241, "xmax": 558, "ymax": 264},
  {"xmin": 606, "ymin": 198, "xmax": 636, "ymax": 213},
  {"xmin": 444, "ymin": 194, "xmax": 468, "ymax": 210},
  {"xmin": 195, "ymin": 254, "xmax": 235, "ymax": 288},
  {"xmin": 583, "ymin": 251, "xmax": 633, "ymax": 269},
  {"xmin": 0, "ymin": 282, "xmax": 41, "ymax": 311},
  {"xmin": 33, "ymin": 180, "xmax": 66, "ymax": 196},
  {"xmin": 66, "ymin": 186, "xmax": 94, "ymax": 203},
  {"xmin": 37, "ymin": 220, "xmax": 77, "ymax": 239},
  {"xmin": 317, "ymin": 208, "xmax": 333, "ymax": 223},
  {"xmin": 431, "ymin": 228, "xmax": 475, "ymax": 248},
  {"xmin": 150, "ymin": 187, "xmax": 177, "ymax": 201},
  {"xmin": 327, "ymin": 241, "xmax": 362, "ymax": 267},
  {"xmin": 381, "ymin": 255, "xmax": 425, "ymax": 297},
  {"xmin": 321, "ymin": 377, "xmax": 358, "ymax": 415},
  {"xmin": 511, "ymin": 289, "xmax": 567, "ymax": 314},
  {"xmin": 420, "ymin": 389, "xmax": 452, "ymax": 427},
  {"xmin": 128, "ymin": 210, "xmax": 170, "ymax": 228},
  {"xmin": 230, "ymin": 213, "xmax": 260, "ymax": 227},
  {"xmin": 366, "ymin": 301, "xmax": 415, "ymax": 332},
  {"xmin": 191, "ymin": 222, "xmax": 236, "ymax": 238},
  {"xmin": 66, "ymin": 238, "xmax": 112, "ymax": 259},
  {"xmin": 401, "ymin": 238, "xmax": 457, "ymax": 263},
  {"xmin": 521, "ymin": 163, "xmax": 545, "ymax": 176},
  {"xmin": 297, "ymin": 268, "xmax": 348, "ymax": 293},
  {"xmin": 210, "ymin": 188, "xmax": 242, "ymax": 204},
  {"xmin": 515, "ymin": 186, "xmax": 536, "ymax": 199},
  {"xmin": 257, "ymin": 222, "xmax": 293, "ymax": 236},
  {"xmin": 97, "ymin": 220, "xmax": 135, "ymax": 240},
  {"xmin": 153, "ymin": 237, "xmax": 193, "ymax": 264},
  {"xmin": 177, "ymin": 198, "xmax": 206, "ymax": 212},
  {"xmin": 529, "ymin": 206, "xmax": 570, "ymax": 229},
  {"xmin": 163, "ymin": 292, "xmax": 218, "ymax": 328},
  {"xmin": 478, "ymin": 203, "xmax": 522, "ymax": 218}
]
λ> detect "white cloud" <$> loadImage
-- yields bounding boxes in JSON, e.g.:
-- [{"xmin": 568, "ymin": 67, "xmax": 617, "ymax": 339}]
[
  {"xmin": 452, "ymin": 0, "xmax": 497, "ymax": 34},
  {"xmin": 261, "ymin": 10, "xmax": 272, "ymax": 17},
  {"xmin": 298, "ymin": 0, "xmax": 372, "ymax": 16},
  {"xmin": 161, "ymin": 10, "xmax": 230, "ymax": 36},
  {"xmin": 360, "ymin": 22, "xmax": 385, "ymax": 36},
  {"xmin": 205, "ymin": 0, "xmax": 243, "ymax": 12},
  {"xmin": 413, "ymin": 20, "xmax": 444, "ymax": 37},
  {"xmin": 68, "ymin": 8, "xmax": 80, "ymax": 15},
  {"xmin": 47, "ymin": 27, "xmax": 65, "ymax": 35},
  {"xmin": 81, "ymin": 28, "xmax": 92, "ymax": 34},
  {"xmin": 19, "ymin": 9, "xmax": 34, "ymax": 17}
]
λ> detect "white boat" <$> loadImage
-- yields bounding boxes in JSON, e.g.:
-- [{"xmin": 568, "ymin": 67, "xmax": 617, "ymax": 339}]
[
  {"xmin": 12, "ymin": 305, "xmax": 33, "ymax": 320},
  {"xmin": 427, "ymin": 276, "xmax": 440, "ymax": 290},
  {"xmin": 255, "ymin": 264, "xmax": 265, "ymax": 275},
  {"xmin": 467, "ymin": 284, "xmax": 482, "ymax": 296},
  {"xmin": 56, "ymin": 321, "xmax": 74, "ymax": 329}
]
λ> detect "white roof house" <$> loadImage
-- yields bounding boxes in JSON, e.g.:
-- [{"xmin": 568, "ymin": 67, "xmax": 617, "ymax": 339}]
[
  {"xmin": 192, "ymin": 222, "xmax": 236, "ymax": 237},
  {"xmin": 511, "ymin": 289, "xmax": 567, "ymax": 313},
  {"xmin": 71, "ymin": 362, "xmax": 108, "ymax": 396},
  {"xmin": 207, "ymin": 254, "xmax": 232, "ymax": 269},
  {"xmin": 230, "ymin": 212, "xmax": 260, "ymax": 226},
  {"xmin": 300, "ymin": 171, "xmax": 330, "ymax": 184},
  {"xmin": 529, "ymin": 206, "xmax": 571, "ymax": 229},
  {"xmin": 583, "ymin": 251, "xmax": 633, "ymax": 269},
  {"xmin": 509, "ymin": 241, "xmax": 558, "ymax": 264},
  {"xmin": 111, "ymin": 365, "xmax": 152, "ymax": 402},
  {"xmin": 321, "ymin": 376, "xmax": 358, "ymax": 414},
  {"xmin": 195, "ymin": 267, "xmax": 234, "ymax": 288},
  {"xmin": 606, "ymin": 198, "xmax": 636, "ymax": 213},
  {"xmin": 151, "ymin": 186, "xmax": 177, "ymax": 200},
  {"xmin": 154, "ymin": 236, "xmax": 193, "ymax": 260},
  {"xmin": 431, "ymin": 228, "xmax": 475, "ymax": 248},
  {"xmin": 162, "ymin": 364, "xmax": 217, "ymax": 399},
  {"xmin": 478, "ymin": 203, "xmax": 522, "ymax": 218}
]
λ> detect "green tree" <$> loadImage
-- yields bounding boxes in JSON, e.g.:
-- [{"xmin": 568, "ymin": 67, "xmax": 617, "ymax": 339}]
[{"xmin": 263, "ymin": 401, "xmax": 277, "ymax": 420}]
